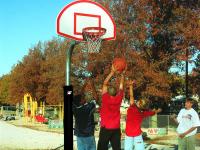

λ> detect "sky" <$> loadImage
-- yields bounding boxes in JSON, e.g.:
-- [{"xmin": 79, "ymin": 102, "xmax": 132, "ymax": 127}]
[
  {"xmin": 0, "ymin": 0, "xmax": 72, "ymax": 77},
  {"xmin": 0, "ymin": 0, "xmax": 197, "ymax": 78}
]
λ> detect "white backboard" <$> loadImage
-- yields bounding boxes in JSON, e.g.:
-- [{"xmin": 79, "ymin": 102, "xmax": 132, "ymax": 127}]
[{"xmin": 57, "ymin": 0, "xmax": 116, "ymax": 41}]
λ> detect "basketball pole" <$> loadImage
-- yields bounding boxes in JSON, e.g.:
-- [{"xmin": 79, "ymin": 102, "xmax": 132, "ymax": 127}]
[{"xmin": 63, "ymin": 40, "xmax": 78, "ymax": 149}]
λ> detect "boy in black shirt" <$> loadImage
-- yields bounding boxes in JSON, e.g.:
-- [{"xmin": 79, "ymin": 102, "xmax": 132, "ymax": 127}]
[{"xmin": 73, "ymin": 79, "xmax": 98, "ymax": 150}]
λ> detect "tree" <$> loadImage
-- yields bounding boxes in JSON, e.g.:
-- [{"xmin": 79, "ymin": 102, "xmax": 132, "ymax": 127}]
[
  {"xmin": 93, "ymin": 0, "xmax": 200, "ymax": 101},
  {"xmin": 169, "ymin": 74, "xmax": 185, "ymax": 98},
  {"xmin": 168, "ymin": 2, "xmax": 200, "ymax": 97},
  {"xmin": 93, "ymin": 0, "xmax": 174, "ymax": 101},
  {"xmin": 9, "ymin": 43, "xmax": 44, "ymax": 104},
  {"xmin": 1, "ymin": 0, "xmax": 199, "ymax": 106},
  {"xmin": 9, "ymin": 62, "xmax": 26, "ymax": 105},
  {"xmin": 8, "ymin": 38, "xmax": 67, "ymax": 105},
  {"xmin": 41, "ymin": 38, "xmax": 67, "ymax": 104},
  {"xmin": 0, "ymin": 75, "xmax": 10, "ymax": 104}
]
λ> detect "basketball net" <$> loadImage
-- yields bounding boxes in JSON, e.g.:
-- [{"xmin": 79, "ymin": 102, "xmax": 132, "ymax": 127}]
[{"xmin": 82, "ymin": 27, "xmax": 106, "ymax": 53}]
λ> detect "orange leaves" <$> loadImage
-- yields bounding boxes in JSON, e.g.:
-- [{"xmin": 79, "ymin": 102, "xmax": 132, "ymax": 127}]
[
  {"xmin": 138, "ymin": 32, "xmax": 147, "ymax": 41},
  {"xmin": 152, "ymin": 28, "xmax": 160, "ymax": 36},
  {"xmin": 146, "ymin": 85, "xmax": 170, "ymax": 98},
  {"xmin": 123, "ymin": 50, "xmax": 171, "ymax": 100}
]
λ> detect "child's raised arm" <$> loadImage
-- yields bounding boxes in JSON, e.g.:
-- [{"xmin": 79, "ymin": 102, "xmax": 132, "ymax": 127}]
[{"xmin": 128, "ymin": 80, "xmax": 136, "ymax": 105}]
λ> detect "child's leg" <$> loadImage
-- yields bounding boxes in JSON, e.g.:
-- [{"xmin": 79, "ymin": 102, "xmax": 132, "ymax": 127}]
[
  {"xmin": 77, "ymin": 137, "xmax": 86, "ymax": 150},
  {"xmin": 178, "ymin": 137, "xmax": 186, "ymax": 150},
  {"xmin": 97, "ymin": 127, "xmax": 111, "ymax": 150},
  {"xmin": 110, "ymin": 128, "xmax": 121, "ymax": 150},
  {"xmin": 186, "ymin": 135, "xmax": 195, "ymax": 150},
  {"xmin": 85, "ymin": 136, "xmax": 96, "ymax": 150},
  {"xmin": 133, "ymin": 134, "xmax": 145, "ymax": 150},
  {"xmin": 124, "ymin": 135, "xmax": 134, "ymax": 150}
]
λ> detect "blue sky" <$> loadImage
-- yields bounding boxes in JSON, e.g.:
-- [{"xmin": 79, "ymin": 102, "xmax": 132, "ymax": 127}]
[{"xmin": 0, "ymin": 0, "xmax": 72, "ymax": 77}]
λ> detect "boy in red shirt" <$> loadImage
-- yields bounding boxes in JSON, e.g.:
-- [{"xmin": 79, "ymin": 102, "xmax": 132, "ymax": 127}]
[
  {"xmin": 97, "ymin": 65, "xmax": 125, "ymax": 150},
  {"xmin": 125, "ymin": 80, "xmax": 162, "ymax": 150}
]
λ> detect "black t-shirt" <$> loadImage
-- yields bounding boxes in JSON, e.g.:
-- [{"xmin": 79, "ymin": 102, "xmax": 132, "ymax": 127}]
[{"xmin": 73, "ymin": 100, "xmax": 96, "ymax": 137}]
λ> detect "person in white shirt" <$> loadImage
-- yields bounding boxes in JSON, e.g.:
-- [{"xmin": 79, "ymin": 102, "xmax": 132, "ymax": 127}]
[{"xmin": 171, "ymin": 98, "xmax": 200, "ymax": 150}]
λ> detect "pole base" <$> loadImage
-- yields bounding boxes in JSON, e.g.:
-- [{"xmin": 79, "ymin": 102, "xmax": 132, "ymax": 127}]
[{"xmin": 63, "ymin": 85, "xmax": 73, "ymax": 149}]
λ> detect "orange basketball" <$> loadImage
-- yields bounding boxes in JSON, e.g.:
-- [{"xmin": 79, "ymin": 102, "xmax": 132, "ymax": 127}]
[{"xmin": 112, "ymin": 57, "xmax": 127, "ymax": 73}]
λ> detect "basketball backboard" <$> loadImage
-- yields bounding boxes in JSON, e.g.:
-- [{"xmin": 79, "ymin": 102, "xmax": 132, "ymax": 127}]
[{"xmin": 56, "ymin": 0, "xmax": 116, "ymax": 41}]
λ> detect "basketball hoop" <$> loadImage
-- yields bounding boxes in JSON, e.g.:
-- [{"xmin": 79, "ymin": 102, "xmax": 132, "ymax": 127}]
[{"xmin": 82, "ymin": 27, "xmax": 106, "ymax": 53}]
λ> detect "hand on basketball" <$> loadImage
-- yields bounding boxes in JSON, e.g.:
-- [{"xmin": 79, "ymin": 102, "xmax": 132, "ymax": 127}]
[
  {"xmin": 111, "ymin": 64, "xmax": 117, "ymax": 73},
  {"xmin": 111, "ymin": 64, "xmax": 121, "ymax": 74},
  {"xmin": 122, "ymin": 66, "xmax": 127, "ymax": 74}
]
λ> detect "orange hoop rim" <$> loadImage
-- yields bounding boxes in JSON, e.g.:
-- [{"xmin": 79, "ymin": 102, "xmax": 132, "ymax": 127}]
[{"xmin": 82, "ymin": 27, "xmax": 106, "ymax": 38}]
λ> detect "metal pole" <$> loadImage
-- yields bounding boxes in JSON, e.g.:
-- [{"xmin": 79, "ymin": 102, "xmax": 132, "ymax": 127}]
[
  {"xmin": 66, "ymin": 41, "xmax": 77, "ymax": 86},
  {"xmin": 63, "ymin": 41, "xmax": 77, "ymax": 149},
  {"xmin": 185, "ymin": 48, "xmax": 188, "ymax": 98}
]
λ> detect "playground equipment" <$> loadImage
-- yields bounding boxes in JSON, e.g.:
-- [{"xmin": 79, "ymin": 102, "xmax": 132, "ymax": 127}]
[
  {"xmin": 23, "ymin": 93, "xmax": 37, "ymax": 123},
  {"xmin": 39, "ymin": 101, "xmax": 45, "ymax": 116},
  {"xmin": 23, "ymin": 93, "xmax": 46, "ymax": 123},
  {"xmin": 23, "ymin": 93, "xmax": 64, "ymax": 124}
]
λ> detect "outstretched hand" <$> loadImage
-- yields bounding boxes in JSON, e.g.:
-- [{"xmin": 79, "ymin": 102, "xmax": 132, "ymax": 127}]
[
  {"xmin": 156, "ymin": 108, "xmax": 162, "ymax": 113},
  {"xmin": 121, "ymin": 65, "xmax": 127, "ymax": 74},
  {"xmin": 111, "ymin": 64, "xmax": 117, "ymax": 73},
  {"xmin": 153, "ymin": 108, "xmax": 162, "ymax": 114},
  {"xmin": 127, "ymin": 80, "xmax": 136, "ymax": 86},
  {"xmin": 111, "ymin": 64, "xmax": 127, "ymax": 74}
]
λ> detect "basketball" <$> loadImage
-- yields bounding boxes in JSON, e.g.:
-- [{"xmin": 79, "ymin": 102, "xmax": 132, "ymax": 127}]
[{"xmin": 112, "ymin": 57, "xmax": 127, "ymax": 73}]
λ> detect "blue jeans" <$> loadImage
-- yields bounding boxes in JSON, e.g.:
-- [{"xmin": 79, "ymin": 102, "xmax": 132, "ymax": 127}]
[
  {"xmin": 124, "ymin": 134, "xmax": 144, "ymax": 150},
  {"xmin": 77, "ymin": 136, "xmax": 96, "ymax": 150}
]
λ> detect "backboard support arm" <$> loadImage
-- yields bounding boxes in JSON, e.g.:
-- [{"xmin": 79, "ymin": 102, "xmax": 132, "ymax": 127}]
[{"xmin": 66, "ymin": 40, "xmax": 77, "ymax": 86}]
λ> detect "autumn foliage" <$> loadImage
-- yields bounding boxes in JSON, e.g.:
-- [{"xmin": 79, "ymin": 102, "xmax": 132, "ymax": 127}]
[{"xmin": 0, "ymin": 0, "xmax": 200, "ymax": 105}]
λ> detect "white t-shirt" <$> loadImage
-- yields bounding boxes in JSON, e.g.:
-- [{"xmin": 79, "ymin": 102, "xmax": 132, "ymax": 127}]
[{"xmin": 177, "ymin": 108, "xmax": 200, "ymax": 137}]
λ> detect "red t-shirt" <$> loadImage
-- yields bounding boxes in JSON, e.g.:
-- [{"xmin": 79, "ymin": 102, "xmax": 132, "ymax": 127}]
[
  {"xmin": 125, "ymin": 105, "xmax": 155, "ymax": 136},
  {"xmin": 100, "ymin": 90, "xmax": 124, "ymax": 129}
]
